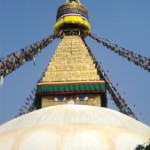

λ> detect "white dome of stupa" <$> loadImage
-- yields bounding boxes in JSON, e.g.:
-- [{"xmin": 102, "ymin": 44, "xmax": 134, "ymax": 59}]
[{"xmin": 0, "ymin": 105, "xmax": 150, "ymax": 150}]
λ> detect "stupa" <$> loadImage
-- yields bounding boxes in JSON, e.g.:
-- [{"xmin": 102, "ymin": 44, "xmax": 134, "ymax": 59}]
[{"xmin": 0, "ymin": 1, "xmax": 149, "ymax": 150}]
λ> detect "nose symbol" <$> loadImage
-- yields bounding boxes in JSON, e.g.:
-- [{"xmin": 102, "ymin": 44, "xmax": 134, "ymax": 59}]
[{"xmin": 68, "ymin": 100, "xmax": 75, "ymax": 105}]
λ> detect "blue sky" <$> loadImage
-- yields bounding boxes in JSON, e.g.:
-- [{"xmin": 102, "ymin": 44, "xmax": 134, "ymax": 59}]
[{"xmin": 0, "ymin": 0, "xmax": 150, "ymax": 125}]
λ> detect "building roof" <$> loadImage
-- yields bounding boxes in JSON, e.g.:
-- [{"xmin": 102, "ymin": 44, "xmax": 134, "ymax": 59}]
[{"xmin": 0, "ymin": 105, "xmax": 149, "ymax": 150}]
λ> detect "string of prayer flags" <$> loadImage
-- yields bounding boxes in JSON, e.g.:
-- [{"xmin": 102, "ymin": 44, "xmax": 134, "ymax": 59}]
[
  {"xmin": 99, "ymin": 64, "xmax": 138, "ymax": 120},
  {"xmin": 83, "ymin": 39, "xmax": 138, "ymax": 120},
  {"xmin": 15, "ymin": 67, "xmax": 46, "ymax": 118},
  {"xmin": 0, "ymin": 32, "xmax": 61, "ymax": 78},
  {"xmin": 89, "ymin": 33, "xmax": 150, "ymax": 73}
]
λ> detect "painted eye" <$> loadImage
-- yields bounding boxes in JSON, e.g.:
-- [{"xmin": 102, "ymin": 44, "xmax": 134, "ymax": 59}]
[
  {"xmin": 76, "ymin": 96, "xmax": 89, "ymax": 101},
  {"xmin": 54, "ymin": 97, "xmax": 66, "ymax": 102}
]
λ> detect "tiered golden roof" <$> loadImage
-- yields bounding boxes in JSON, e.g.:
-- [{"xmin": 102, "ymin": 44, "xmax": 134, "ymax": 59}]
[{"xmin": 42, "ymin": 35, "xmax": 99, "ymax": 82}]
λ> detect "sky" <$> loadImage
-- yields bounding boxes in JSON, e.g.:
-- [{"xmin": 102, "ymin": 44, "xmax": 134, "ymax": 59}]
[{"xmin": 0, "ymin": 0, "xmax": 150, "ymax": 126}]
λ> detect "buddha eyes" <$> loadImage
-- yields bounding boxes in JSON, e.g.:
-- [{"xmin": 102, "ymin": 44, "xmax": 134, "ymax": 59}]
[
  {"xmin": 76, "ymin": 96, "xmax": 89, "ymax": 101},
  {"xmin": 54, "ymin": 97, "xmax": 66, "ymax": 102},
  {"xmin": 53, "ymin": 96, "xmax": 89, "ymax": 102}
]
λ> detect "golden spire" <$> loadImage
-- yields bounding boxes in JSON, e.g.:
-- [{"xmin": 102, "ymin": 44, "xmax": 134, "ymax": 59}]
[
  {"xmin": 54, "ymin": 0, "xmax": 90, "ymax": 34},
  {"xmin": 34, "ymin": 0, "xmax": 107, "ymax": 109}
]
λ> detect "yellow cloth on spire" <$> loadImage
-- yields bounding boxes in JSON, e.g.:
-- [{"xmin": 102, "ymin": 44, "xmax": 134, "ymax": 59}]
[{"xmin": 54, "ymin": 16, "xmax": 90, "ymax": 33}]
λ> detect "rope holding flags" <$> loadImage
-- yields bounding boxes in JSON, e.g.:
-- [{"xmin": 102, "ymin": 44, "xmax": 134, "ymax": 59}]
[
  {"xmin": 15, "ymin": 65, "xmax": 48, "ymax": 118},
  {"xmin": 83, "ymin": 39, "xmax": 138, "ymax": 120},
  {"xmin": 0, "ymin": 32, "xmax": 62, "ymax": 79},
  {"xmin": 89, "ymin": 33, "xmax": 150, "ymax": 73},
  {"xmin": 15, "ymin": 87, "xmax": 36, "ymax": 118}
]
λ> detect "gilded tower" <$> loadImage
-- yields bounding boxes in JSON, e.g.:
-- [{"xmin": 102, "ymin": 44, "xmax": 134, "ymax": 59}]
[{"xmin": 34, "ymin": 0, "xmax": 107, "ymax": 109}]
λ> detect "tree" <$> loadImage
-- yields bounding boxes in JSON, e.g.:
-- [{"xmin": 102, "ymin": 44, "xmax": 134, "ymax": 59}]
[{"xmin": 135, "ymin": 139, "xmax": 150, "ymax": 150}]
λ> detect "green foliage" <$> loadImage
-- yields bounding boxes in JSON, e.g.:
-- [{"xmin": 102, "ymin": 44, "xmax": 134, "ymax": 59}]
[{"xmin": 135, "ymin": 139, "xmax": 150, "ymax": 150}]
